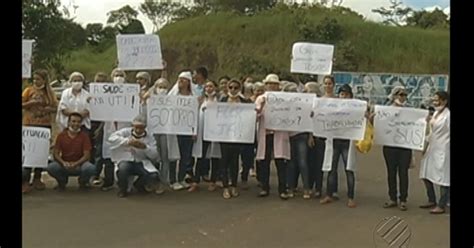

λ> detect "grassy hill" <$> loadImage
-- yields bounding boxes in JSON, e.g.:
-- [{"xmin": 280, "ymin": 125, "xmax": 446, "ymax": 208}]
[{"xmin": 65, "ymin": 5, "xmax": 449, "ymax": 82}]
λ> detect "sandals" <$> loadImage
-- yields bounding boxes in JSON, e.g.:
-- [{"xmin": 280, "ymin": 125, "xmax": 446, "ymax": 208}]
[
  {"xmin": 419, "ymin": 202, "xmax": 436, "ymax": 209},
  {"xmin": 347, "ymin": 199, "xmax": 357, "ymax": 208},
  {"xmin": 399, "ymin": 202, "xmax": 408, "ymax": 211},
  {"xmin": 430, "ymin": 207, "xmax": 445, "ymax": 214},
  {"xmin": 383, "ymin": 201, "xmax": 398, "ymax": 208}
]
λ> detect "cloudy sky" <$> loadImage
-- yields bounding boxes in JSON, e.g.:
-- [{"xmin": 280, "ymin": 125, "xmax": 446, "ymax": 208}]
[{"xmin": 67, "ymin": 0, "xmax": 450, "ymax": 33}]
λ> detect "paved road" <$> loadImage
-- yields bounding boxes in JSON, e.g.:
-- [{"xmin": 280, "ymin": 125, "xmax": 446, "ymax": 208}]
[{"xmin": 23, "ymin": 147, "xmax": 449, "ymax": 248}]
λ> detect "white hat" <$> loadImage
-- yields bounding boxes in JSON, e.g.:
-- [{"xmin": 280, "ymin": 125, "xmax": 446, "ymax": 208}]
[
  {"xmin": 178, "ymin": 71, "xmax": 193, "ymax": 83},
  {"xmin": 132, "ymin": 114, "xmax": 147, "ymax": 126},
  {"xmin": 263, "ymin": 73, "xmax": 280, "ymax": 84}
]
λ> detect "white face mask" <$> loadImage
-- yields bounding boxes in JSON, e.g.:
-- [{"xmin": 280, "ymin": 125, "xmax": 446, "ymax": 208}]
[
  {"xmin": 394, "ymin": 98, "xmax": 406, "ymax": 106},
  {"xmin": 434, "ymin": 105, "xmax": 444, "ymax": 111},
  {"xmin": 205, "ymin": 91, "xmax": 216, "ymax": 97},
  {"xmin": 156, "ymin": 89, "xmax": 168, "ymax": 95},
  {"xmin": 114, "ymin": 76, "xmax": 125, "ymax": 84},
  {"xmin": 68, "ymin": 126, "xmax": 81, "ymax": 133},
  {"xmin": 72, "ymin": 82, "xmax": 83, "ymax": 90},
  {"xmin": 33, "ymin": 84, "xmax": 45, "ymax": 90}
]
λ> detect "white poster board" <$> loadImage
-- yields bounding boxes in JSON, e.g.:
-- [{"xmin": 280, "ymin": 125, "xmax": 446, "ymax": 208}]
[
  {"xmin": 374, "ymin": 105, "xmax": 428, "ymax": 150},
  {"xmin": 89, "ymin": 83, "xmax": 140, "ymax": 121},
  {"xmin": 147, "ymin": 95, "xmax": 199, "ymax": 135},
  {"xmin": 22, "ymin": 126, "xmax": 51, "ymax": 168},
  {"xmin": 116, "ymin": 34, "xmax": 163, "ymax": 70},
  {"xmin": 263, "ymin": 92, "xmax": 315, "ymax": 132},
  {"xmin": 291, "ymin": 42, "xmax": 334, "ymax": 75},
  {"xmin": 22, "ymin": 40, "xmax": 34, "ymax": 78},
  {"xmin": 204, "ymin": 102, "xmax": 257, "ymax": 143},
  {"xmin": 312, "ymin": 98, "xmax": 367, "ymax": 140}
]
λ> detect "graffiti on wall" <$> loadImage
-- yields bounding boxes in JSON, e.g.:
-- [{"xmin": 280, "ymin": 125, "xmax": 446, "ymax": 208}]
[{"xmin": 330, "ymin": 72, "xmax": 449, "ymax": 108}]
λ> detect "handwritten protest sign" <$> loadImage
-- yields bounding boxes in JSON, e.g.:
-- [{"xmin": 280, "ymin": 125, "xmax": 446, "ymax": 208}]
[
  {"xmin": 291, "ymin": 42, "xmax": 334, "ymax": 75},
  {"xmin": 89, "ymin": 83, "xmax": 140, "ymax": 121},
  {"xmin": 22, "ymin": 40, "xmax": 34, "ymax": 78},
  {"xmin": 312, "ymin": 98, "xmax": 367, "ymax": 140},
  {"xmin": 116, "ymin": 34, "xmax": 163, "ymax": 70},
  {"xmin": 147, "ymin": 95, "xmax": 199, "ymax": 135},
  {"xmin": 204, "ymin": 102, "xmax": 256, "ymax": 143},
  {"xmin": 374, "ymin": 105, "xmax": 428, "ymax": 150},
  {"xmin": 22, "ymin": 126, "xmax": 51, "ymax": 168},
  {"xmin": 263, "ymin": 92, "xmax": 315, "ymax": 132}
]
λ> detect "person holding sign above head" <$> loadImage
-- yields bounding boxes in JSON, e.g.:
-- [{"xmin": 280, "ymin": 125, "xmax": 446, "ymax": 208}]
[
  {"xmin": 419, "ymin": 91, "xmax": 450, "ymax": 214},
  {"xmin": 47, "ymin": 112, "xmax": 96, "ymax": 191},
  {"xmin": 319, "ymin": 84, "xmax": 358, "ymax": 208},
  {"xmin": 189, "ymin": 80, "xmax": 222, "ymax": 193},
  {"xmin": 255, "ymin": 74, "xmax": 290, "ymax": 200},
  {"xmin": 217, "ymin": 78, "xmax": 253, "ymax": 199},
  {"xmin": 168, "ymin": 71, "xmax": 196, "ymax": 190},
  {"xmin": 56, "ymin": 72, "xmax": 91, "ymax": 131},
  {"xmin": 382, "ymin": 86, "xmax": 412, "ymax": 211},
  {"xmin": 22, "ymin": 69, "xmax": 58, "ymax": 193},
  {"xmin": 108, "ymin": 115, "xmax": 160, "ymax": 198}
]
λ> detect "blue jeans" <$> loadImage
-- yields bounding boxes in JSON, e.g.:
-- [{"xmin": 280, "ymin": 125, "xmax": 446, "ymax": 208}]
[
  {"xmin": 287, "ymin": 133, "xmax": 310, "ymax": 190},
  {"xmin": 116, "ymin": 161, "xmax": 159, "ymax": 192},
  {"xmin": 423, "ymin": 179, "xmax": 450, "ymax": 208},
  {"xmin": 47, "ymin": 161, "xmax": 96, "ymax": 187},
  {"xmin": 170, "ymin": 135, "xmax": 194, "ymax": 183},
  {"xmin": 327, "ymin": 139, "xmax": 355, "ymax": 199},
  {"xmin": 307, "ymin": 136, "xmax": 327, "ymax": 193},
  {"xmin": 193, "ymin": 141, "xmax": 220, "ymax": 184}
]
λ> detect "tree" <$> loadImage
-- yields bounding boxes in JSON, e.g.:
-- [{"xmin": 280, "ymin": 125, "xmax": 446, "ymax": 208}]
[
  {"xmin": 406, "ymin": 9, "xmax": 449, "ymax": 29},
  {"xmin": 372, "ymin": 0, "xmax": 412, "ymax": 26},
  {"xmin": 139, "ymin": 1, "xmax": 181, "ymax": 32},
  {"xmin": 23, "ymin": 0, "xmax": 87, "ymax": 79},
  {"xmin": 107, "ymin": 5, "xmax": 139, "ymax": 30}
]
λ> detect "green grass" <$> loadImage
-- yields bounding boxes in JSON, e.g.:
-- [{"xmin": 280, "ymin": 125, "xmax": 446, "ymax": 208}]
[{"xmin": 64, "ymin": 6, "xmax": 449, "ymax": 81}]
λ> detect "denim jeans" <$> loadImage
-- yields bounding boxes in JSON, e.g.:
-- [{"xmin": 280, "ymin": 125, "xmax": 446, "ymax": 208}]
[
  {"xmin": 258, "ymin": 134, "xmax": 287, "ymax": 194},
  {"xmin": 307, "ymin": 136, "xmax": 327, "ymax": 194},
  {"xmin": 240, "ymin": 143, "xmax": 255, "ymax": 182},
  {"xmin": 423, "ymin": 179, "xmax": 450, "ymax": 208},
  {"xmin": 116, "ymin": 161, "xmax": 159, "ymax": 192},
  {"xmin": 170, "ymin": 135, "xmax": 194, "ymax": 183},
  {"xmin": 383, "ymin": 146, "xmax": 411, "ymax": 202},
  {"xmin": 326, "ymin": 139, "xmax": 355, "ymax": 199},
  {"xmin": 287, "ymin": 133, "xmax": 310, "ymax": 190},
  {"xmin": 155, "ymin": 134, "xmax": 170, "ymax": 184},
  {"xmin": 193, "ymin": 141, "xmax": 220, "ymax": 184},
  {"xmin": 47, "ymin": 161, "xmax": 96, "ymax": 187}
]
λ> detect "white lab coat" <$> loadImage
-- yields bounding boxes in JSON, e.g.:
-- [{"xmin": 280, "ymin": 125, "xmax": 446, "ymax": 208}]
[
  {"xmin": 192, "ymin": 99, "xmax": 222, "ymax": 158},
  {"xmin": 419, "ymin": 108, "xmax": 450, "ymax": 186},
  {"xmin": 322, "ymin": 138, "xmax": 357, "ymax": 172},
  {"xmin": 102, "ymin": 121, "xmax": 131, "ymax": 159},
  {"xmin": 56, "ymin": 88, "xmax": 91, "ymax": 130},
  {"xmin": 108, "ymin": 127, "xmax": 159, "ymax": 173}
]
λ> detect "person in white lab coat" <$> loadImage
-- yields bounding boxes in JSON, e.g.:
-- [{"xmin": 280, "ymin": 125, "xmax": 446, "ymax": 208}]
[
  {"xmin": 419, "ymin": 91, "xmax": 450, "ymax": 214},
  {"xmin": 56, "ymin": 72, "xmax": 91, "ymax": 131},
  {"xmin": 108, "ymin": 115, "xmax": 160, "ymax": 198}
]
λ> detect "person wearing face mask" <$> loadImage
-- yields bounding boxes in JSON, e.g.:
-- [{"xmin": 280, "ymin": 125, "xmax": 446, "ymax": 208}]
[
  {"xmin": 189, "ymin": 80, "xmax": 222, "ymax": 192},
  {"xmin": 56, "ymin": 71, "xmax": 91, "ymax": 131},
  {"xmin": 419, "ymin": 91, "xmax": 450, "ymax": 214},
  {"xmin": 136, "ymin": 71, "xmax": 152, "ymax": 105},
  {"xmin": 143, "ymin": 78, "xmax": 180, "ymax": 193},
  {"xmin": 381, "ymin": 86, "xmax": 412, "ymax": 211},
  {"xmin": 47, "ymin": 113, "xmax": 96, "ymax": 191},
  {"xmin": 22, "ymin": 69, "xmax": 59, "ymax": 193},
  {"xmin": 108, "ymin": 115, "xmax": 160, "ymax": 198},
  {"xmin": 216, "ymin": 78, "xmax": 252, "ymax": 199}
]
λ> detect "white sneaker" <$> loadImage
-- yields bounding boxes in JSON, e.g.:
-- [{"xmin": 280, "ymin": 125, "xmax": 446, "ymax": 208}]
[
  {"xmin": 180, "ymin": 181, "xmax": 191, "ymax": 189},
  {"xmin": 172, "ymin": 182, "xmax": 184, "ymax": 191},
  {"xmin": 249, "ymin": 169, "xmax": 257, "ymax": 177}
]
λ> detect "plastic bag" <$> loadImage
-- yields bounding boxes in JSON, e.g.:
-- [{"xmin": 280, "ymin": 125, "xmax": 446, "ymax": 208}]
[{"xmin": 356, "ymin": 122, "xmax": 374, "ymax": 154}]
